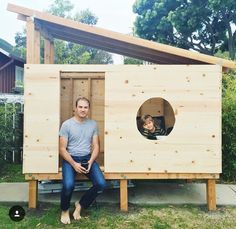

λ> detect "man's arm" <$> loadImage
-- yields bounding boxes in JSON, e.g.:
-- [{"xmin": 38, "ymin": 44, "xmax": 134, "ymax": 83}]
[
  {"xmin": 59, "ymin": 136, "xmax": 87, "ymax": 174},
  {"xmin": 87, "ymin": 135, "xmax": 100, "ymax": 168}
]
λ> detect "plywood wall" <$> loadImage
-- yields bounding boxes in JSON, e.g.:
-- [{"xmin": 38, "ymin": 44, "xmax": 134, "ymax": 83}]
[
  {"xmin": 23, "ymin": 64, "xmax": 221, "ymax": 174},
  {"xmin": 105, "ymin": 65, "xmax": 222, "ymax": 173},
  {"xmin": 23, "ymin": 66, "xmax": 60, "ymax": 173}
]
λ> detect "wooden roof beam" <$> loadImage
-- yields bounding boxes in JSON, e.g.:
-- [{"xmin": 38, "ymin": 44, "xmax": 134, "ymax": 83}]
[{"xmin": 35, "ymin": 20, "xmax": 54, "ymax": 42}]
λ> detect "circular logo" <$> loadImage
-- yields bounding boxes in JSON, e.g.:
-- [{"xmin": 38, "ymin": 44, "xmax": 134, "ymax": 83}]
[{"xmin": 9, "ymin": 205, "xmax": 25, "ymax": 222}]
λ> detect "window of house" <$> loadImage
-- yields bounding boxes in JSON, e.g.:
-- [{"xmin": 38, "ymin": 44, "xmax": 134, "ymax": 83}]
[
  {"xmin": 15, "ymin": 66, "xmax": 24, "ymax": 87},
  {"xmin": 136, "ymin": 97, "xmax": 175, "ymax": 140}
]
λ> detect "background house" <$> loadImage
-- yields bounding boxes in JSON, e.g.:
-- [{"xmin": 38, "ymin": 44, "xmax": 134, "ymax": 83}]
[{"xmin": 0, "ymin": 38, "xmax": 25, "ymax": 94}]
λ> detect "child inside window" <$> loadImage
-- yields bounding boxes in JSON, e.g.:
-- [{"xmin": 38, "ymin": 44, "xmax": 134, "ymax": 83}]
[{"xmin": 139, "ymin": 114, "xmax": 167, "ymax": 140}]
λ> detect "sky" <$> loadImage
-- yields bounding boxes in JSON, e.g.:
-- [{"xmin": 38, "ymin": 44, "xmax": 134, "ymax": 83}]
[{"xmin": 1, "ymin": 0, "xmax": 137, "ymax": 63}]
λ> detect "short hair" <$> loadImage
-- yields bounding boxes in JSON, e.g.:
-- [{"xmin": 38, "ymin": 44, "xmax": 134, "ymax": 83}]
[
  {"xmin": 139, "ymin": 114, "xmax": 154, "ymax": 127},
  {"xmin": 75, "ymin": 97, "xmax": 90, "ymax": 107},
  {"xmin": 137, "ymin": 115, "xmax": 154, "ymax": 132}
]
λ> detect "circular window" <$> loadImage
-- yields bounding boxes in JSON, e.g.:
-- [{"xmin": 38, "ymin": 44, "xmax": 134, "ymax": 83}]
[{"xmin": 136, "ymin": 97, "xmax": 175, "ymax": 140}]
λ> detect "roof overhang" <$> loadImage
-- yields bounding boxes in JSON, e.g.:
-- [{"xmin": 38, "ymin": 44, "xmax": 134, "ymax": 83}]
[
  {"xmin": 7, "ymin": 3, "xmax": 236, "ymax": 69},
  {"xmin": 0, "ymin": 47, "xmax": 25, "ymax": 63}
]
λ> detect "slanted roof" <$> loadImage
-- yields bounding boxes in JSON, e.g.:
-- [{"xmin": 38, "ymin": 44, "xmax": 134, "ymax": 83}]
[
  {"xmin": 0, "ymin": 38, "xmax": 25, "ymax": 63},
  {"xmin": 0, "ymin": 48, "xmax": 25, "ymax": 63},
  {"xmin": 7, "ymin": 3, "xmax": 236, "ymax": 69}
]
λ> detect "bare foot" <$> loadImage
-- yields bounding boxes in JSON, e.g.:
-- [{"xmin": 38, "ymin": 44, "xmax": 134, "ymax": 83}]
[
  {"xmin": 60, "ymin": 210, "xmax": 70, "ymax": 224},
  {"xmin": 73, "ymin": 201, "xmax": 82, "ymax": 220}
]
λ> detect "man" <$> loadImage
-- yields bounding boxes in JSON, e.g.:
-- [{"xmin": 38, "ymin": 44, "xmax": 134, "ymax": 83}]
[{"xmin": 59, "ymin": 97, "xmax": 106, "ymax": 224}]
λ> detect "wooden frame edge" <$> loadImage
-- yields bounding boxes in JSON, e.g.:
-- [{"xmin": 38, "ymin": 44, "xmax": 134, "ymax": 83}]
[{"xmin": 25, "ymin": 172, "xmax": 220, "ymax": 180}]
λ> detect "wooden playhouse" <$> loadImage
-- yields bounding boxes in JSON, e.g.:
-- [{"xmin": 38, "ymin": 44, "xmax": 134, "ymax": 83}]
[{"xmin": 8, "ymin": 4, "xmax": 236, "ymax": 211}]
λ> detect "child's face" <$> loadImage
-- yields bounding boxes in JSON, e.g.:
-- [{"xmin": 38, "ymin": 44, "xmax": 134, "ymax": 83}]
[{"xmin": 143, "ymin": 118, "xmax": 155, "ymax": 131}]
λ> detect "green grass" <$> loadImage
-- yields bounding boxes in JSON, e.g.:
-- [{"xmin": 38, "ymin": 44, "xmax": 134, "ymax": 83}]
[
  {"xmin": 0, "ymin": 163, "xmax": 25, "ymax": 183},
  {"xmin": 0, "ymin": 203, "xmax": 236, "ymax": 229}
]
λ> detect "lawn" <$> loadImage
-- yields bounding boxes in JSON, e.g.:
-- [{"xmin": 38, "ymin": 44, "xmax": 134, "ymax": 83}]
[
  {"xmin": 0, "ymin": 163, "xmax": 25, "ymax": 183},
  {"xmin": 1, "ymin": 164, "xmax": 236, "ymax": 228},
  {"xmin": 0, "ymin": 202, "xmax": 236, "ymax": 229}
]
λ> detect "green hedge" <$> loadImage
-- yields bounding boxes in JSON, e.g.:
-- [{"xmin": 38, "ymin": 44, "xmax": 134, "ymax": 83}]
[
  {"xmin": 0, "ymin": 103, "xmax": 23, "ymax": 173},
  {"xmin": 222, "ymin": 71, "xmax": 236, "ymax": 182}
]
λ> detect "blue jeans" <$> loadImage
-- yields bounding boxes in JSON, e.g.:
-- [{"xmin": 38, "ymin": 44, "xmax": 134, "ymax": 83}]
[{"xmin": 60, "ymin": 154, "xmax": 106, "ymax": 211}]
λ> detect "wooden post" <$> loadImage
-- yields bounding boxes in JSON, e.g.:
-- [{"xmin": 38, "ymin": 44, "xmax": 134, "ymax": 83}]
[
  {"xmin": 26, "ymin": 17, "xmax": 40, "ymax": 209},
  {"xmin": 206, "ymin": 179, "xmax": 216, "ymax": 211},
  {"xmin": 26, "ymin": 17, "xmax": 40, "ymax": 64},
  {"xmin": 29, "ymin": 180, "xmax": 38, "ymax": 208},
  {"xmin": 44, "ymin": 38, "xmax": 54, "ymax": 64},
  {"xmin": 120, "ymin": 179, "xmax": 128, "ymax": 211}
]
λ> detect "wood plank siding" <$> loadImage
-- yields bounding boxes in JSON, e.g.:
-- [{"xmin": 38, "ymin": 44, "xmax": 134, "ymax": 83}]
[{"xmin": 0, "ymin": 52, "xmax": 24, "ymax": 93}]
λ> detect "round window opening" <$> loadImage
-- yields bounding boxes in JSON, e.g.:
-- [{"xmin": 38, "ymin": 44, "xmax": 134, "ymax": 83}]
[{"xmin": 136, "ymin": 97, "xmax": 175, "ymax": 140}]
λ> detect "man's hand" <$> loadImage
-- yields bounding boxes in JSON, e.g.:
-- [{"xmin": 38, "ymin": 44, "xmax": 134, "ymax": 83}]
[
  {"xmin": 72, "ymin": 162, "xmax": 87, "ymax": 174},
  {"xmin": 85, "ymin": 160, "xmax": 93, "ymax": 173}
]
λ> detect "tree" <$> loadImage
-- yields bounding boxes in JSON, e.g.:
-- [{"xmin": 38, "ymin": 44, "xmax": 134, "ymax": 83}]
[
  {"xmin": 222, "ymin": 71, "xmax": 236, "ymax": 181},
  {"xmin": 74, "ymin": 9, "xmax": 98, "ymax": 25},
  {"xmin": 14, "ymin": 0, "xmax": 113, "ymax": 64},
  {"xmin": 14, "ymin": 30, "xmax": 26, "ymax": 59},
  {"xmin": 48, "ymin": 0, "xmax": 112, "ymax": 64},
  {"xmin": 123, "ymin": 56, "xmax": 144, "ymax": 64},
  {"xmin": 133, "ymin": 0, "xmax": 236, "ymax": 59},
  {"xmin": 208, "ymin": 0, "xmax": 236, "ymax": 60},
  {"xmin": 47, "ymin": 0, "xmax": 74, "ymax": 18}
]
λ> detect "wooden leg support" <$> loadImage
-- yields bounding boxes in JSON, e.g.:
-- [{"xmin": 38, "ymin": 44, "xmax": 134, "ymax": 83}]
[
  {"xmin": 206, "ymin": 179, "xmax": 216, "ymax": 211},
  {"xmin": 29, "ymin": 180, "xmax": 38, "ymax": 208},
  {"xmin": 120, "ymin": 179, "xmax": 128, "ymax": 211}
]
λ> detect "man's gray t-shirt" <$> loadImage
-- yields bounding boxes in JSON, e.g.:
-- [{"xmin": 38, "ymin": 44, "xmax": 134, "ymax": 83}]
[{"xmin": 59, "ymin": 117, "xmax": 99, "ymax": 157}]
